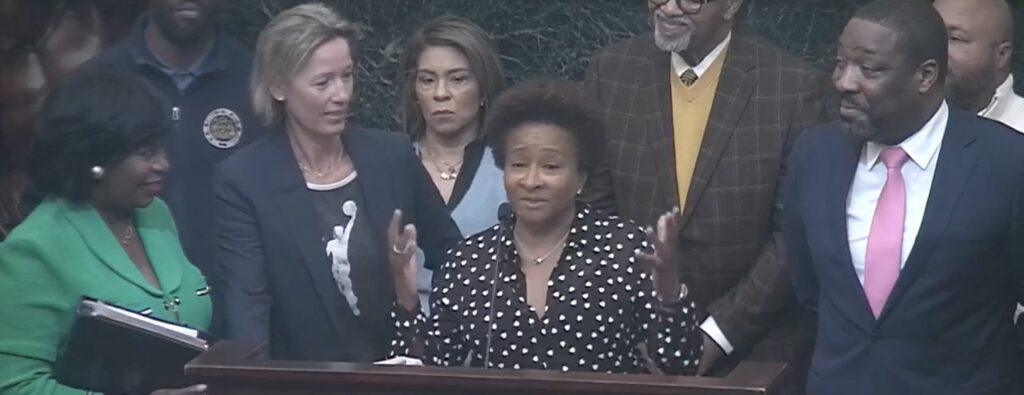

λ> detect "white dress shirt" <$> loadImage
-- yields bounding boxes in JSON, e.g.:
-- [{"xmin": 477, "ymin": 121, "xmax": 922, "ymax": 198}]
[
  {"xmin": 978, "ymin": 74, "xmax": 1024, "ymax": 133},
  {"xmin": 847, "ymin": 102, "xmax": 949, "ymax": 283},
  {"xmin": 670, "ymin": 32, "xmax": 732, "ymax": 78},
  {"xmin": 669, "ymin": 33, "xmax": 736, "ymax": 355}
]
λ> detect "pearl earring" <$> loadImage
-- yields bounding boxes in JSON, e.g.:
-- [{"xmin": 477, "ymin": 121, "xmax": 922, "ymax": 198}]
[{"xmin": 90, "ymin": 166, "xmax": 105, "ymax": 179}]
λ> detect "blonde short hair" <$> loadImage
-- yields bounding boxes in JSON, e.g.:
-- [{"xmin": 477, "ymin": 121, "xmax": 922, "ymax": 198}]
[{"xmin": 251, "ymin": 3, "xmax": 364, "ymax": 126}]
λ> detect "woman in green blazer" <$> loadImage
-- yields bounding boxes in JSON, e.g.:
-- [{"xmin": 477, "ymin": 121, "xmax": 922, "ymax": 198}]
[{"xmin": 0, "ymin": 67, "xmax": 210, "ymax": 395}]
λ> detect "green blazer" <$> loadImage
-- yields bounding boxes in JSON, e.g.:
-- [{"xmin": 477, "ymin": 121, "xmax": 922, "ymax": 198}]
[{"xmin": 0, "ymin": 197, "xmax": 211, "ymax": 395}]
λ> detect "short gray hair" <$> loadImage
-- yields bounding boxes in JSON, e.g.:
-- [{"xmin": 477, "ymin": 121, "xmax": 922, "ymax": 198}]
[{"xmin": 251, "ymin": 3, "xmax": 364, "ymax": 126}]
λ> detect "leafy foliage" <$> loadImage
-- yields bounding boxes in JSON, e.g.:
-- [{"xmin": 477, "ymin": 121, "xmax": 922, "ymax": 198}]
[{"xmin": 221, "ymin": 0, "xmax": 1024, "ymax": 131}]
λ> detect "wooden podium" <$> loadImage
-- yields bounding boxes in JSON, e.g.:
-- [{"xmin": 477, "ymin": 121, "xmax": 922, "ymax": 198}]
[{"xmin": 185, "ymin": 342, "xmax": 787, "ymax": 395}]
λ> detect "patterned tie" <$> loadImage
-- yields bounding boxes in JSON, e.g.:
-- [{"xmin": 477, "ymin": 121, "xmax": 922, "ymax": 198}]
[
  {"xmin": 863, "ymin": 147, "xmax": 910, "ymax": 318},
  {"xmin": 679, "ymin": 68, "xmax": 698, "ymax": 86}
]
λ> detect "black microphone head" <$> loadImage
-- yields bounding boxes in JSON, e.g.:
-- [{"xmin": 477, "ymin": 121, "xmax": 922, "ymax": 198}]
[{"xmin": 497, "ymin": 202, "xmax": 513, "ymax": 222}]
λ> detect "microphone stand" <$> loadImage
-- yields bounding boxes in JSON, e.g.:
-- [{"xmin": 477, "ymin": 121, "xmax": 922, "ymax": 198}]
[{"xmin": 482, "ymin": 203, "xmax": 512, "ymax": 369}]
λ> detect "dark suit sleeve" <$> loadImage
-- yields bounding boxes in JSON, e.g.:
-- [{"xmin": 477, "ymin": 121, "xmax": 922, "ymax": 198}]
[
  {"xmin": 578, "ymin": 52, "xmax": 618, "ymax": 215},
  {"xmin": 1009, "ymin": 160, "xmax": 1024, "ymax": 360},
  {"xmin": 407, "ymin": 145, "xmax": 462, "ymax": 271},
  {"xmin": 706, "ymin": 70, "xmax": 828, "ymax": 353},
  {"xmin": 784, "ymin": 136, "xmax": 818, "ymax": 313},
  {"xmin": 212, "ymin": 169, "xmax": 271, "ymax": 343}
]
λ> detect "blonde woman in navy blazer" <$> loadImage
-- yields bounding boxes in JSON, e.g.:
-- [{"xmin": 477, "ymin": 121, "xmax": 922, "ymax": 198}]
[{"xmin": 212, "ymin": 4, "xmax": 460, "ymax": 362}]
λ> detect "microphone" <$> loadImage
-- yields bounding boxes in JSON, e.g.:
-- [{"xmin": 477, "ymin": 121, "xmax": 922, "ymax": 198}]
[
  {"xmin": 497, "ymin": 203, "xmax": 513, "ymax": 224},
  {"xmin": 483, "ymin": 203, "xmax": 513, "ymax": 368}
]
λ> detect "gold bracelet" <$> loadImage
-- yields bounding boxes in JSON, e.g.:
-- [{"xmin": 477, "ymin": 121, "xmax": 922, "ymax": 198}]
[{"xmin": 657, "ymin": 284, "xmax": 689, "ymax": 305}]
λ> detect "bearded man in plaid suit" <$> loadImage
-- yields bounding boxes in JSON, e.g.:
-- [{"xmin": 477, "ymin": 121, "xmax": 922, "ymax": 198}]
[{"xmin": 581, "ymin": 1, "xmax": 830, "ymax": 393}]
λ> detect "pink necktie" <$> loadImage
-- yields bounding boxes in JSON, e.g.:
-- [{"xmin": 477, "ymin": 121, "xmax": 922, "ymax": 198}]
[{"xmin": 863, "ymin": 147, "xmax": 909, "ymax": 318}]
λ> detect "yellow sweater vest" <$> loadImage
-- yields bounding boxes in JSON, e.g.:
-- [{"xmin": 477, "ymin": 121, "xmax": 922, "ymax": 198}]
[{"xmin": 671, "ymin": 48, "xmax": 728, "ymax": 209}]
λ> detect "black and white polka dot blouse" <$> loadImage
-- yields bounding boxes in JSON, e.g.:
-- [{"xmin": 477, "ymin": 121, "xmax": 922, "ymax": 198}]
[{"xmin": 391, "ymin": 205, "xmax": 702, "ymax": 375}]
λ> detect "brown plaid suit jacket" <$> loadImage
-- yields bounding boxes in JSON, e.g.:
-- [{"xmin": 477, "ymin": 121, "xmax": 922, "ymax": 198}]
[{"xmin": 581, "ymin": 31, "xmax": 830, "ymax": 371}]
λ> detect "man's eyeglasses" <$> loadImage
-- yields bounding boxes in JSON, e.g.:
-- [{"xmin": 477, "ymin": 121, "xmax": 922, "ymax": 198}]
[{"xmin": 650, "ymin": 0, "xmax": 719, "ymax": 14}]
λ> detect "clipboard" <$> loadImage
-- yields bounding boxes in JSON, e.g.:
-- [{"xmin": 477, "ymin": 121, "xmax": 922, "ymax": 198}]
[{"xmin": 52, "ymin": 297, "xmax": 212, "ymax": 394}]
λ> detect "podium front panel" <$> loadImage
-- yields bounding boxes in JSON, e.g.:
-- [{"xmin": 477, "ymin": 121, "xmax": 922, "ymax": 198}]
[{"xmin": 185, "ymin": 342, "xmax": 786, "ymax": 395}]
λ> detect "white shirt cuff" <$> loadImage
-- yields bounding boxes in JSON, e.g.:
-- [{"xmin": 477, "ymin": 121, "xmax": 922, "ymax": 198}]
[{"xmin": 700, "ymin": 316, "xmax": 735, "ymax": 355}]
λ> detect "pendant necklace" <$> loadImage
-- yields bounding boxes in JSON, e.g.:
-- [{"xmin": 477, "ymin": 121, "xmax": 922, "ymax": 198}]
[
  {"xmin": 514, "ymin": 228, "xmax": 571, "ymax": 265},
  {"xmin": 119, "ymin": 224, "xmax": 135, "ymax": 246},
  {"xmin": 297, "ymin": 146, "xmax": 346, "ymax": 179},
  {"xmin": 424, "ymin": 145, "xmax": 463, "ymax": 181}
]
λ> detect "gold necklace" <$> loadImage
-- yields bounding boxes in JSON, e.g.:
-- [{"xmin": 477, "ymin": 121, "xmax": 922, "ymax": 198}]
[
  {"xmin": 297, "ymin": 148, "xmax": 346, "ymax": 179},
  {"xmin": 423, "ymin": 145, "xmax": 463, "ymax": 181},
  {"xmin": 119, "ymin": 224, "xmax": 135, "ymax": 246},
  {"xmin": 514, "ymin": 229, "xmax": 571, "ymax": 265}
]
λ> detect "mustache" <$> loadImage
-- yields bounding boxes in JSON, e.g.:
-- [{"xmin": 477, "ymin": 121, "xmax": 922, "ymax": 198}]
[
  {"xmin": 840, "ymin": 95, "xmax": 867, "ymax": 110},
  {"xmin": 654, "ymin": 12, "xmax": 695, "ymax": 28}
]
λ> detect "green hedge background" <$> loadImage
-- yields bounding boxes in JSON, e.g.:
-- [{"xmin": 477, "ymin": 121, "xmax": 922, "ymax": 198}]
[{"xmin": 221, "ymin": 0, "xmax": 1024, "ymax": 131}]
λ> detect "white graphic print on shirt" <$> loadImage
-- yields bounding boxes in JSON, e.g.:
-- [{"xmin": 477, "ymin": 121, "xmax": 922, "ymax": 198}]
[{"xmin": 326, "ymin": 200, "xmax": 360, "ymax": 316}]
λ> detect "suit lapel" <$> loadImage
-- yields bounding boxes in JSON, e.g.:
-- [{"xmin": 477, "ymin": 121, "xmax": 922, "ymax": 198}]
[
  {"xmin": 826, "ymin": 131, "xmax": 877, "ymax": 332},
  {"xmin": 680, "ymin": 36, "xmax": 757, "ymax": 224},
  {"xmin": 59, "ymin": 200, "xmax": 164, "ymax": 296},
  {"xmin": 264, "ymin": 132, "xmax": 353, "ymax": 341},
  {"xmin": 342, "ymin": 129, "xmax": 393, "ymax": 261},
  {"xmin": 878, "ymin": 110, "xmax": 978, "ymax": 321},
  {"xmin": 646, "ymin": 42, "xmax": 680, "ymax": 213},
  {"xmin": 136, "ymin": 203, "xmax": 183, "ymax": 294}
]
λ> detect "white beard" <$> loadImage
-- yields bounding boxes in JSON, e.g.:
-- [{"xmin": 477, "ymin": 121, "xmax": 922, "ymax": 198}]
[{"xmin": 654, "ymin": 22, "xmax": 691, "ymax": 52}]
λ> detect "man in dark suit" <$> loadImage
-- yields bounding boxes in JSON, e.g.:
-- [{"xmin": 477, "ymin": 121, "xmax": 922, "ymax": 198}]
[
  {"xmin": 785, "ymin": 1, "xmax": 1024, "ymax": 393},
  {"xmin": 581, "ymin": 0, "xmax": 829, "ymax": 390}
]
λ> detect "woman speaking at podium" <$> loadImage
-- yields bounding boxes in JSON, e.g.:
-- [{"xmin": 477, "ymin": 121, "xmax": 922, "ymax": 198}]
[{"xmin": 387, "ymin": 81, "xmax": 702, "ymax": 375}]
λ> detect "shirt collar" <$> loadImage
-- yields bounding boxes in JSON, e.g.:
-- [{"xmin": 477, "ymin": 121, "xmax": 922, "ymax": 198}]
[
  {"xmin": 671, "ymin": 32, "xmax": 732, "ymax": 78},
  {"xmin": 863, "ymin": 101, "xmax": 950, "ymax": 171},
  {"xmin": 153, "ymin": 44, "xmax": 213, "ymax": 78},
  {"xmin": 128, "ymin": 13, "xmax": 224, "ymax": 76},
  {"xmin": 978, "ymin": 74, "xmax": 1015, "ymax": 117}
]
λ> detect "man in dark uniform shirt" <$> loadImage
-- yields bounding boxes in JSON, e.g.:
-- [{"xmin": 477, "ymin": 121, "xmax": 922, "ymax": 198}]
[{"xmin": 90, "ymin": 0, "xmax": 268, "ymax": 332}]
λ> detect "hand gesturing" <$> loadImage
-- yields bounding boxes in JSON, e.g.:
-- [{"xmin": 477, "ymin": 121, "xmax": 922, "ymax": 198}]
[
  {"xmin": 387, "ymin": 209, "xmax": 419, "ymax": 311},
  {"xmin": 636, "ymin": 207, "xmax": 684, "ymax": 302}
]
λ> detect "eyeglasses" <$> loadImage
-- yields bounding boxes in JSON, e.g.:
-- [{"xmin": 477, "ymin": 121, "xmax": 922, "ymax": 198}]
[{"xmin": 650, "ymin": 0, "xmax": 718, "ymax": 14}]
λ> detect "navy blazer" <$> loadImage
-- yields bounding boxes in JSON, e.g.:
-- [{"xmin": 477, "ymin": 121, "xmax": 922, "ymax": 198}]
[
  {"xmin": 785, "ymin": 109, "xmax": 1024, "ymax": 395},
  {"xmin": 212, "ymin": 127, "xmax": 461, "ymax": 362}
]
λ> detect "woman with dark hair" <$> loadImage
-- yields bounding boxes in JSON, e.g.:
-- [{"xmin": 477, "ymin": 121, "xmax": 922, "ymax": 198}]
[
  {"xmin": 214, "ymin": 4, "xmax": 460, "ymax": 362},
  {"xmin": 397, "ymin": 15, "xmax": 508, "ymax": 311},
  {"xmin": 389, "ymin": 80, "xmax": 702, "ymax": 375},
  {"xmin": 0, "ymin": 0, "xmax": 146, "ymax": 243},
  {"xmin": 0, "ymin": 66, "xmax": 209, "ymax": 394}
]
